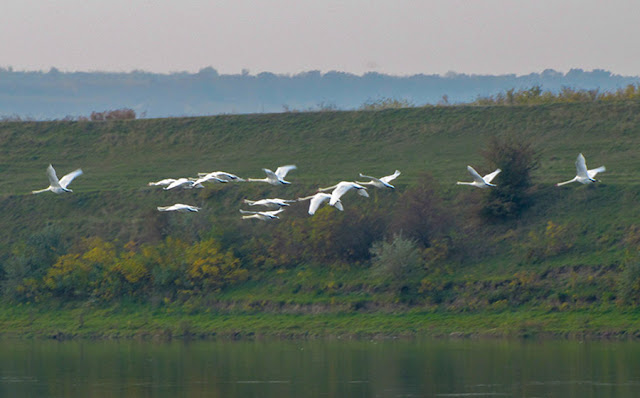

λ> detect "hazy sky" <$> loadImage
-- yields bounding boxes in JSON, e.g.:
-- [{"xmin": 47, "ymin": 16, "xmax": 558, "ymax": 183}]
[{"xmin": 2, "ymin": 0, "xmax": 639, "ymax": 76}]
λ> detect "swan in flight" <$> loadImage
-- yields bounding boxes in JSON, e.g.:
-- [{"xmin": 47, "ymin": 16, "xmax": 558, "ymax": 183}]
[
  {"xmin": 163, "ymin": 178, "xmax": 204, "ymax": 190},
  {"xmin": 243, "ymin": 198, "xmax": 297, "ymax": 209},
  {"xmin": 32, "ymin": 164, "xmax": 83, "ymax": 194},
  {"xmin": 239, "ymin": 208, "xmax": 284, "ymax": 221},
  {"xmin": 196, "ymin": 171, "xmax": 245, "ymax": 183},
  {"xmin": 356, "ymin": 170, "xmax": 401, "ymax": 189},
  {"xmin": 247, "ymin": 165, "xmax": 297, "ymax": 185},
  {"xmin": 148, "ymin": 178, "xmax": 177, "ymax": 187},
  {"xmin": 556, "ymin": 153, "xmax": 606, "ymax": 186},
  {"xmin": 456, "ymin": 166, "xmax": 501, "ymax": 188},
  {"xmin": 157, "ymin": 203, "xmax": 201, "ymax": 212},
  {"xmin": 298, "ymin": 193, "xmax": 344, "ymax": 215},
  {"xmin": 193, "ymin": 174, "xmax": 228, "ymax": 186},
  {"xmin": 318, "ymin": 181, "xmax": 369, "ymax": 205}
]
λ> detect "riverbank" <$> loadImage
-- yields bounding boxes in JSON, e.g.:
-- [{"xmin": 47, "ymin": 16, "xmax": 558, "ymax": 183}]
[{"xmin": 2, "ymin": 304, "xmax": 640, "ymax": 341}]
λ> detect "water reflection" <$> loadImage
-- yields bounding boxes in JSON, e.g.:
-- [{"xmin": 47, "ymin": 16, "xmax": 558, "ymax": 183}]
[{"xmin": 1, "ymin": 339, "xmax": 640, "ymax": 397}]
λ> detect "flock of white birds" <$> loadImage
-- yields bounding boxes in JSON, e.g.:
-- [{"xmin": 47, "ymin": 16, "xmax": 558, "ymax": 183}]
[{"xmin": 31, "ymin": 153, "xmax": 605, "ymax": 220}]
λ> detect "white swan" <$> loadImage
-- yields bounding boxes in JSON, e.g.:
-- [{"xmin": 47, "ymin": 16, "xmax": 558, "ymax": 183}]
[
  {"xmin": 32, "ymin": 164, "xmax": 83, "ymax": 194},
  {"xmin": 556, "ymin": 153, "xmax": 606, "ymax": 186},
  {"xmin": 243, "ymin": 198, "xmax": 297, "ymax": 209},
  {"xmin": 356, "ymin": 170, "xmax": 401, "ymax": 189},
  {"xmin": 247, "ymin": 165, "xmax": 297, "ymax": 185},
  {"xmin": 297, "ymin": 193, "xmax": 344, "ymax": 215},
  {"xmin": 148, "ymin": 178, "xmax": 177, "ymax": 187},
  {"xmin": 163, "ymin": 178, "xmax": 204, "ymax": 190},
  {"xmin": 193, "ymin": 174, "xmax": 227, "ymax": 186},
  {"xmin": 196, "ymin": 171, "xmax": 245, "ymax": 183},
  {"xmin": 157, "ymin": 203, "xmax": 201, "ymax": 212},
  {"xmin": 456, "ymin": 166, "xmax": 501, "ymax": 188},
  {"xmin": 318, "ymin": 181, "xmax": 369, "ymax": 205},
  {"xmin": 239, "ymin": 208, "xmax": 284, "ymax": 221}
]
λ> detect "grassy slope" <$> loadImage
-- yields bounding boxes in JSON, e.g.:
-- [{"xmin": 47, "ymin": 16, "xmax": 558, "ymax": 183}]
[{"xmin": 2, "ymin": 102, "xmax": 640, "ymax": 338}]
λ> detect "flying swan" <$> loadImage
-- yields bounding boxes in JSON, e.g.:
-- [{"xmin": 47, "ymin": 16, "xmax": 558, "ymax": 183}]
[
  {"xmin": 297, "ymin": 192, "xmax": 344, "ymax": 215},
  {"xmin": 239, "ymin": 208, "xmax": 285, "ymax": 221},
  {"xmin": 247, "ymin": 165, "xmax": 297, "ymax": 185},
  {"xmin": 318, "ymin": 181, "xmax": 369, "ymax": 205},
  {"xmin": 556, "ymin": 153, "xmax": 606, "ymax": 186},
  {"xmin": 157, "ymin": 203, "xmax": 201, "ymax": 212},
  {"xmin": 32, "ymin": 164, "xmax": 83, "ymax": 194},
  {"xmin": 356, "ymin": 170, "xmax": 401, "ymax": 189},
  {"xmin": 456, "ymin": 166, "xmax": 501, "ymax": 188},
  {"xmin": 243, "ymin": 198, "xmax": 297, "ymax": 209}
]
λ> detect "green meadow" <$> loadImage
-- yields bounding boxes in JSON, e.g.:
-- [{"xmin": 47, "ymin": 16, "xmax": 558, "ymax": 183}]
[{"xmin": 2, "ymin": 101, "xmax": 640, "ymax": 339}]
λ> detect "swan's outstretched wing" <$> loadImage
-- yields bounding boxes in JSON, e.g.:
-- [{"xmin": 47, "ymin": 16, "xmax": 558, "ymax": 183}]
[
  {"xmin": 380, "ymin": 170, "xmax": 401, "ymax": 184},
  {"xmin": 262, "ymin": 168, "xmax": 279, "ymax": 181},
  {"xmin": 358, "ymin": 172, "xmax": 394, "ymax": 188},
  {"xmin": 358, "ymin": 173, "xmax": 380, "ymax": 182},
  {"xmin": 239, "ymin": 209, "xmax": 261, "ymax": 215},
  {"xmin": 588, "ymin": 166, "xmax": 606, "ymax": 179},
  {"xmin": 330, "ymin": 182, "xmax": 353, "ymax": 201},
  {"xmin": 466, "ymin": 165, "xmax": 485, "ymax": 184},
  {"xmin": 331, "ymin": 182, "xmax": 367, "ymax": 201},
  {"xmin": 575, "ymin": 153, "xmax": 589, "ymax": 179},
  {"xmin": 483, "ymin": 168, "xmax": 501, "ymax": 184},
  {"xmin": 275, "ymin": 165, "xmax": 296, "ymax": 179},
  {"xmin": 307, "ymin": 193, "xmax": 330, "ymax": 215},
  {"xmin": 46, "ymin": 164, "xmax": 61, "ymax": 188},
  {"xmin": 58, "ymin": 169, "xmax": 83, "ymax": 189},
  {"xmin": 263, "ymin": 208, "xmax": 285, "ymax": 217}
]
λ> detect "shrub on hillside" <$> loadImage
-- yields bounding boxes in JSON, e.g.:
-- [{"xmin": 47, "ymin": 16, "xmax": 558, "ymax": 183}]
[
  {"xmin": 618, "ymin": 253, "xmax": 640, "ymax": 305},
  {"xmin": 370, "ymin": 234, "xmax": 422, "ymax": 282},
  {"xmin": 389, "ymin": 173, "xmax": 452, "ymax": 248},
  {"xmin": 521, "ymin": 221, "xmax": 575, "ymax": 263},
  {"xmin": 482, "ymin": 136, "xmax": 539, "ymax": 219},
  {"xmin": 1, "ymin": 225, "xmax": 67, "ymax": 301}
]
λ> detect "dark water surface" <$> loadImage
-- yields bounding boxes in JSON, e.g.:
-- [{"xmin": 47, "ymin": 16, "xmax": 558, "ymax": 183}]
[{"xmin": 1, "ymin": 338, "xmax": 640, "ymax": 397}]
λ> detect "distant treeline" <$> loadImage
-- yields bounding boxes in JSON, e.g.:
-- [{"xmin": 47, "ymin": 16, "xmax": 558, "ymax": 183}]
[{"xmin": 1, "ymin": 67, "xmax": 639, "ymax": 119}]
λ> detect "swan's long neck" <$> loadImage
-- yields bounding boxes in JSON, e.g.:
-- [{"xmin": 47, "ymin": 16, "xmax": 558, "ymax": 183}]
[
  {"xmin": 556, "ymin": 177, "xmax": 578, "ymax": 186},
  {"xmin": 246, "ymin": 178, "xmax": 266, "ymax": 183},
  {"xmin": 318, "ymin": 184, "xmax": 338, "ymax": 192},
  {"xmin": 456, "ymin": 181, "xmax": 474, "ymax": 186},
  {"xmin": 31, "ymin": 187, "xmax": 51, "ymax": 194}
]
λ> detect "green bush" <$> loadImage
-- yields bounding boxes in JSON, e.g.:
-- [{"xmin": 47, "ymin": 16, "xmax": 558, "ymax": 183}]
[
  {"xmin": 482, "ymin": 136, "xmax": 539, "ymax": 219},
  {"xmin": 370, "ymin": 234, "xmax": 422, "ymax": 281}
]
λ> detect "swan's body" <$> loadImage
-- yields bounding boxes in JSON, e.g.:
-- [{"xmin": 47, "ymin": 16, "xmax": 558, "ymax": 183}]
[
  {"xmin": 247, "ymin": 165, "xmax": 297, "ymax": 185},
  {"xmin": 456, "ymin": 166, "xmax": 501, "ymax": 188},
  {"xmin": 32, "ymin": 164, "xmax": 83, "ymax": 194},
  {"xmin": 298, "ymin": 193, "xmax": 344, "ymax": 215},
  {"xmin": 148, "ymin": 178, "xmax": 177, "ymax": 187},
  {"xmin": 164, "ymin": 178, "xmax": 203, "ymax": 190},
  {"xmin": 193, "ymin": 174, "xmax": 227, "ymax": 185},
  {"xmin": 243, "ymin": 198, "xmax": 297, "ymax": 209},
  {"xmin": 157, "ymin": 203, "xmax": 200, "ymax": 212},
  {"xmin": 318, "ymin": 181, "xmax": 369, "ymax": 205},
  {"xmin": 196, "ymin": 171, "xmax": 245, "ymax": 183},
  {"xmin": 556, "ymin": 153, "xmax": 606, "ymax": 186},
  {"xmin": 356, "ymin": 170, "xmax": 401, "ymax": 189},
  {"xmin": 239, "ymin": 208, "xmax": 284, "ymax": 221}
]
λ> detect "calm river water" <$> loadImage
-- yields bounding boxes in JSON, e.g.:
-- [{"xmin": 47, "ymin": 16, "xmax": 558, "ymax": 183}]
[{"xmin": 1, "ymin": 338, "xmax": 640, "ymax": 397}]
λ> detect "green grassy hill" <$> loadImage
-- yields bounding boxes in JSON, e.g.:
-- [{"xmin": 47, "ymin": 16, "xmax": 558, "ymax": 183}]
[{"xmin": 2, "ymin": 102, "xmax": 640, "ymax": 338}]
